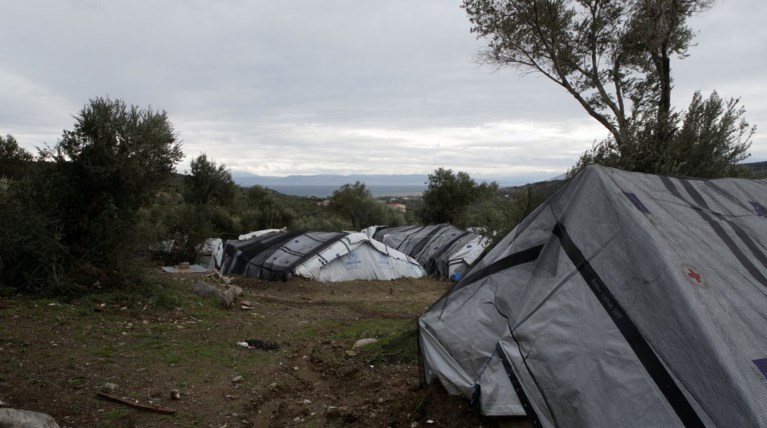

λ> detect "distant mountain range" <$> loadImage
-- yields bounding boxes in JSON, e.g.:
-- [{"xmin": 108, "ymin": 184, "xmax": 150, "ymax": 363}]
[
  {"xmin": 228, "ymin": 161, "xmax": 766, "ymax": 190},
  {"xmin": 232, "ymin": 173, "xmax": 428, "ymax": 187},
  {"xmin": 231, "ymin": 172, "xmax": 552, "ymax": 188}
]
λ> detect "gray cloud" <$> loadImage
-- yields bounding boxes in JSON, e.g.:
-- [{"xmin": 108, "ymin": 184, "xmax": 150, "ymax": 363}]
[{"xmin": 2, "ymin": 0, "xmax": 765, "ymax": 179}]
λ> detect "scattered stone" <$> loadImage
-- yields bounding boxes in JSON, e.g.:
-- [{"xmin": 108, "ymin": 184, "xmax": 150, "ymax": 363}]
[
  {"xmin": 302, "ymin": 399, "xmax": 311, "ymax": 405},
  {"xmin": 219, "ymin": 285, "xmax": 243, "ymax": 307},
  {"xmin": 192, "ymin": 281, "xmax": 220, "ymax": 299},
  {"xmin": 293, "ymin": 416, "xmax": 303, "ymax": 423},
  {"xmin": 170, "ymin": 389, "xmax": 181, "ymax": 400},
  {"xmin": 101, "ymin": 382, "xmax": 119, "ymax": 393},
  {"xmin": 411, "ymin": 422, "xmax": 418, "ymax": 428},
  {"xmin": 193, "ymin": 281, "xmax": 242, "ymax": 307},
  {"xmin": 232, "ymin": 375, "xmax": 243, "ymax": 383},
  {"xmin": 326, "ymin": 406, "xmax": 339, "ymax": 416},
  {"xmin": 269, "ymin": 383, "xmax": 277, "ymax": 389},
  {"xmin": 0, "ymin": 399, "xmax": 7, "ymax": 407},
  {"xmin": 345, "ymin": 350, "xmax": 358, "ymax": 357},
  {"xmin": 0, "ymin": 408, "xmax": 60, "ymax": 428},
  {"xmin": 352, "ymin": 338, "xmax": 378, "ymax": 349}
]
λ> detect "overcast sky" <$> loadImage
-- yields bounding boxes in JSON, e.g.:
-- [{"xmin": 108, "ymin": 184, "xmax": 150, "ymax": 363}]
[{"xmin": 2, "ymin": 1, "xmax": 765, "ymax": 183}]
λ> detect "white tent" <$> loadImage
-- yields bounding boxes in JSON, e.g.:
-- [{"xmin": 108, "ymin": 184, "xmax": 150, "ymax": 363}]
[
  {"xmin": 370, "ymin": 224, "xmax": 490, "ymax": 279},
  {"xmin": 238, "ymin": 228, "xmax": 286, "ymax": 241},
  {"xmin": 195, "ymin": 238, "xmax": 224, "ymax": 270},
  {"xmin": 220, "ymin": 230, "xmax": 425, "ymax": 282},
  {"xmin": 420, "ymin": 166, "xmax": 767, "ymax": 426}
]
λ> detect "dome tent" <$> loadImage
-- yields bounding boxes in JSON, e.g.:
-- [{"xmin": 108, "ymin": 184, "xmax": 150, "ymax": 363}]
[
  {"xmin": 420, "ymin": 165, "xmax": 767, "ymax": 426},
  {"xmin": 220, "ymin": 230, "xmax": 425, "ymax": 282},
  {"xmin": 369, "ymin": 224, "xmax": 489, "ymax": 279}
]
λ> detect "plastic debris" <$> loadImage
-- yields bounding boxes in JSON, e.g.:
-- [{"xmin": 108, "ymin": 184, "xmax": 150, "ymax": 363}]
[{"xmin": 236, "ymin": 339, "xmax": 279, "ymax": 351}]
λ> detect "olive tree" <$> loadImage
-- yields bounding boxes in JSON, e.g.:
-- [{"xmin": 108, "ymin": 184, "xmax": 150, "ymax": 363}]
[
  {"xmin": 185, "ymin": 153, "xmax": 236, "ymax": 206},
  {"xmin": 0, "ymin": 134, "xmax": 33, "ymax": 179},
  {"xmin": 330, "ymin": 181, "xmax": 404, "ymax": 229},
  {"xmin": 41, "ymin": 97, "xmax": 183, "ymax": 270},
  {"xmin": 420, "ymin": 168, "xmax": 498, "ymax": 227},
  {"xmin": 463, "ymin": 0, "xmax": 753, "ymax": 177}
]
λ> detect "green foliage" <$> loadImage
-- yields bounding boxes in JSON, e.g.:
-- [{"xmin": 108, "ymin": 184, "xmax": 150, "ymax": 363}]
[
  {"xmin": 365, "ymin": 325, "xmax": 420, "ymax": 365},
  {"xmin": 462, "ymin": 0, "xmax": 712, "ymax": 147},
  {"xmin": 462, "ymin": 1, "xmax": 755, "ymax": 177},
  {"xmin": 1, "ymin": 97, "xmax": 184, "ymax": 294},
  {"xmin": 40, "ymin": 97, "xmax": 183, "ymax": 256},
  {"xmin": 185, "ymin": 154, "xmax": 236, "ymax": 206},
  {"xmin": 420, "ymin": 168, "xmax": 498, "ymax": 228},
  {"xmin": 239, "ymin": 186, "xmax": 297, "ymax": 231},
  {"xmin": 573, "ymin": 91, "xmax": 754, "ymax": 178},
  {"xmin": 330, "ymin": 181, "xmax": 406, "ymax": 230},
  {"xmin": 669, "ymin": 92, "xmax": 754, "ymax": 177},
  {"xmin": 0, "ymin": 179, "xmax": 72, "ymax": 293},
  {"xmin": 0, "ymin": 134, "xmax": 33, "ymax": 179}
]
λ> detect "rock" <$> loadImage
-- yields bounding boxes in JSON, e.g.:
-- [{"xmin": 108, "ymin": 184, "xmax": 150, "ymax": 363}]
[
  {"xmin": 192, "ymin": 281, "xmax": 220, "ymax": 299},
  {"xmin": 193, "ymin": 281, "xmax": 242, "ymax": 307},
  {"xmin": 101, "ymin": 382, "xmax": 118, "ymax": 392},
  {"xmin": 232, "ymin": 375, "xmax": 243, "ymax": 383},
  {"xmin": 219, "ymin": 285, "xmax": 243, "ymax": 307},
  {"xmin": 0, "ymin": 408, "xmax": 60, "ymax": 428},
  {"xmin": 345, "ymin": 350, "xmax": 358, "ymax": 357},
  {"xmin": 170, "ymin": 389, "xmax": 181, "ymax": 400},
  {"xmin": 352, "ymin": 338, "xmax": 378, "ymax": 349},
  {"xmin": 302, "ymin": 399, "xmax": 311, "ymax": 405}
]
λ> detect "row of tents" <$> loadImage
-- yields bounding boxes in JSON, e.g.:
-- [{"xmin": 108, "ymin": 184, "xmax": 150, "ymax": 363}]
[
  {"xmin": 194, "ymin": 224, "xmax": 490, "ymax": 283},
  {"xmin": 194, "ymin": 165, "xmax": 767, "ymax": 425}
]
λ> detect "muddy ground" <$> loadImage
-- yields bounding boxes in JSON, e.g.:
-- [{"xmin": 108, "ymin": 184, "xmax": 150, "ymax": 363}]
[{"xmin": 0, "ymin": 271, "xmax": 530, "ymax": 427}]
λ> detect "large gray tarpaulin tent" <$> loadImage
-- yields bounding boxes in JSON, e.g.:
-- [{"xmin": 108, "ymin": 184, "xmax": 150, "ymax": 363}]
[
  {"xmin": 220, "ymin": 230, "xmax": 425, "ymax": 282},
  {"xmin": 419, "ymin": 165, "xmax": 767, "ymax": 427},
  {"xmin": 366, "ymin": 224, "xmax": 489, "ymax": 279}
]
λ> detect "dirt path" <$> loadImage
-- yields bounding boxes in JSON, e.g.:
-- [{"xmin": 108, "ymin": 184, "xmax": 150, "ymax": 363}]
[{"xmin": 0, "ymin": 274, "xmax": 528, "ymax": 427}]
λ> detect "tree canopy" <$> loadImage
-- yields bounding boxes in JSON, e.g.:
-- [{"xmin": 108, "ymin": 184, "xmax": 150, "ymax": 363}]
[
  {"xmin": 41, "ymin": 97, "xmax": 184, "ymax": 264},
  {"xmin": 330, "ymin": 181, "xmax": 405, "ymax": 230},
  {"xmin": 0, "ymin": 134, "xmax": 33, "ymax": 179},
  {"xmin": 463, "ymin": 0, "xmax": 754, "ymax": 177},
  {"xmin": 185, "ymin": 153, "xmax": 236, "ymax": 206},
  {"xmin": 463, "ymin": 0, "xmax": 710, "ymax": 145},
  {"xmin": 420, "ymin": 168, "xmax": 498, "ymax": 227}
]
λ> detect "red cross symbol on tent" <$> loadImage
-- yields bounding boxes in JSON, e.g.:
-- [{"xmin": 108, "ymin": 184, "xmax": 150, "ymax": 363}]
[{"xmin": 687, "ymin": 268, "xmax": 703, "ymax": 284}]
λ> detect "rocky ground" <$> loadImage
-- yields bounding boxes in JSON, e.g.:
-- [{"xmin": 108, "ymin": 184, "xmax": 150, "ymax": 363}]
[{"xmin": 0, "ymin": 271, "xmax": 530, "ymax": 427}]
